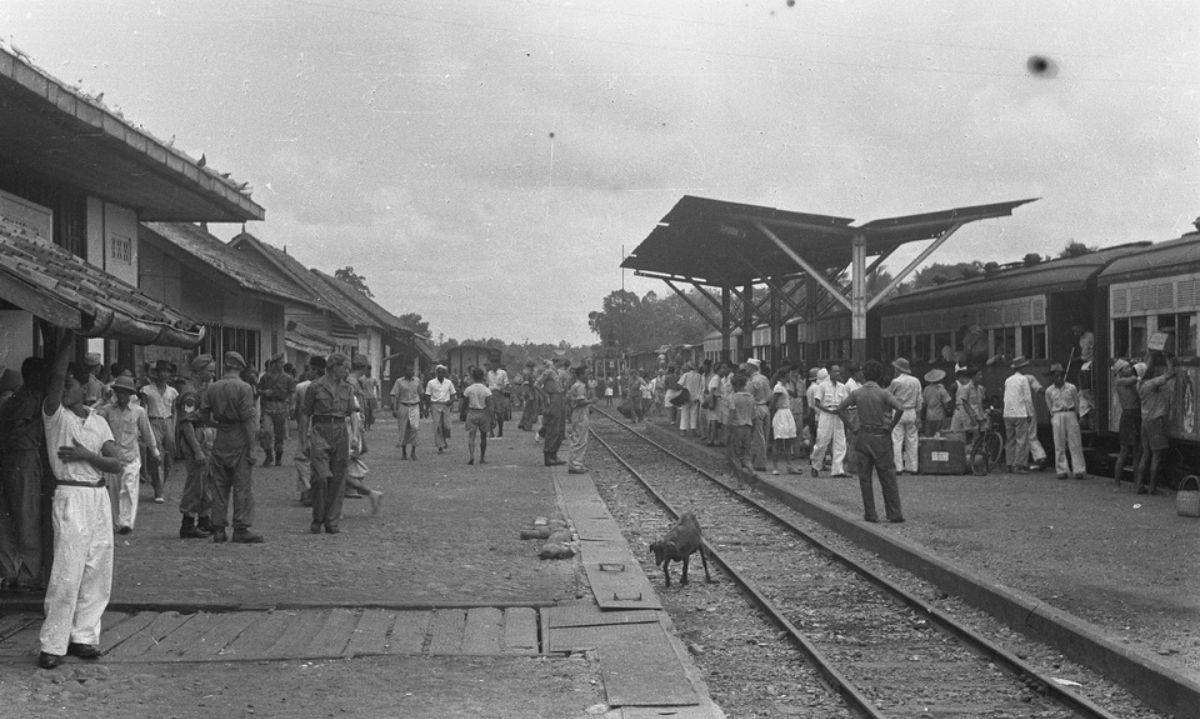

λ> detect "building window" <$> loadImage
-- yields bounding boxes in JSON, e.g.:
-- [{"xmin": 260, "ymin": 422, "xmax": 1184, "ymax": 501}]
[{"xmin": 110, "ymin": 234, "xmax": 132, "ymax": 264}]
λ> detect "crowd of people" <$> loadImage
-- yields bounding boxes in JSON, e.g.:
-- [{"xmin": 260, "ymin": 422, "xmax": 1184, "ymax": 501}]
[{"xmin": 0, "ymin": 336, "xmax": 1181, "ymax": 669}]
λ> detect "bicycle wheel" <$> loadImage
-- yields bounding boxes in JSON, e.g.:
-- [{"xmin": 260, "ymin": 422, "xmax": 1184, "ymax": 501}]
[
  {"xmin": 970, "ymin": 441, "xmax": 990, "ymax": 476},
  {"xmin": 985, "ymin": 431, "xmax": 1004, "ymax": 470}
]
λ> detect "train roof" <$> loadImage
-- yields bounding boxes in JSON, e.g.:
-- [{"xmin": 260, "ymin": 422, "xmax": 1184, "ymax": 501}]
[
  {"xmin": 879, "ymin": 242, "xmax": 1150, "ymax": 313},
  {"xmin": 1097, "ymin": 232, "xmax": 1200, "ymax": 285}
]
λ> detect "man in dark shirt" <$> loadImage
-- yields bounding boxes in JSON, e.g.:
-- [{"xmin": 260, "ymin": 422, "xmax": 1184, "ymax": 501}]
[
  {"xmin": 299, "ymin": 352, "xmax": 355, "ymax": 534},
  {"xmin": 1110, "ymin": 359, "xmax": 1140, "ymax": 491},
  {"xmin": 257, "ymin": 355, "xmax": 295, "ymax": 467},
  {"xmin": 838, "ymin": 360, "xmax": 906, "ymax": 524},
  {"xmin": 0, "ymin": 356, "xmax": 47, "ymax": 591},
  {"xmin": 204, "ymin": 352, "xmax": 262, "ymax": 544},
  {"xmin": 536, "ymin": 360, "xmax": 567, "ymax": 467}
]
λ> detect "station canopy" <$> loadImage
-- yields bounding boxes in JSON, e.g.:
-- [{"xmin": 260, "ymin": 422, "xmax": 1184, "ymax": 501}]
[{"xmin": 621, "ymin": 195, "xmax": 1038, "ymax": 288}]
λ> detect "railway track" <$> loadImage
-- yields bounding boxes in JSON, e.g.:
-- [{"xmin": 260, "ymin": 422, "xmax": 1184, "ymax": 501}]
[{"xmin": 586, "ymin": 409, "xmax": 1140, "ymax": 719}]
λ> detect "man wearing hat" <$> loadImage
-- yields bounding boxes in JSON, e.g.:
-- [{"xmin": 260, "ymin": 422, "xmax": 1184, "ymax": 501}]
[
  {"xmin": 176, "ymin": 354, "xmax": 216, "ymax": 538},
  {"xmin": 920, "ymin": 368, "xmax": 951, "ymax": 437},
  {"xmin": 886, "ymin": 358, "xmax": 923, "ymax": 474},
  {"xmin": 292, "ymin": 356, "xmax": 326, "ymax": 505},
  {"xmin": 299, "ymin": 352, "xmax": 357, "ymax": 533},
  {"xmin": 257, "ymin": 354, "xmax": 295, "ymax": 467},
  {"xmin": 534, "ymin": 360, "xmax": 567, "ymax": 466},
  {"xmin": 142, "ymin": 360, "xmax": 179, "ymax": 503},
  {"xmin": 1045, "ymin": 363, "xmax": 1086, "ymax": 479},
  {"xmin": 1002, "ymin": 356, "xmax": 1036, "ymax": 473},
  {"xmin": 204, "ymin": 351, "xmax": 263, "ymax": 543},
  {"xmin": 949, "ymin": 366, "xmax": 985, "ymax": 441},
  {"xmin": 97, "ymin": 375, "xmax": 160, "ymax": 534},
  {"xmin": 1110, "ymin": 359, "xmax": 1141, "ymax": 490}
]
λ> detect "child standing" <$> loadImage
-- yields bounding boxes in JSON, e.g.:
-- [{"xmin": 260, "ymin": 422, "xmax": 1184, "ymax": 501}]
[
  {"xmin": 726, "ymin": 373, "xmax": 755, "ymax": 476},
  {"xmin": 770, "ymin": 369, "xmax": 799, "ymax": 475}
]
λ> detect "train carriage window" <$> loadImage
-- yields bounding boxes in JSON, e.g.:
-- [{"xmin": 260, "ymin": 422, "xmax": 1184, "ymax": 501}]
[
  {"xmin": 1112, "ymin": 318, "xmax": 1130, "ymax": 358},
  {"xmin": 897, "ymin": 335, "xmax": 913, "ymax": 360},
  {"xmin": 1130, "ymin": 317, "xmax": 1148, "ymax": 357},
  {"xmin": 933, "ymin": 332, "xmax": 953, "ymax": 363},
  {"xmin": 996, "ymin": 327, "xmax": 1017, "ymax": 361},
  {"xmin": 1021, "ymin": 325, "xmax": 1047, "ymax": 360},
  {"xmin": 1158, "ymin": 313, "xmax": 1197, "ymax": 356}
]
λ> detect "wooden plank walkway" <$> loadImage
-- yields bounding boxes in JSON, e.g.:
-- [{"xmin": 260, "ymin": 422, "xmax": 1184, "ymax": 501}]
[{"xmin": 0, "ymin": 607, "xmax": 540, "ymax": 663}]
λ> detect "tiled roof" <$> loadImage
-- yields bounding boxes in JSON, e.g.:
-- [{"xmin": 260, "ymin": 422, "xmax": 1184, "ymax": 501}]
[
  {"xmin": 228, "ymin": 234, "xmax": 374, "ymax": 328},
  {"xmin": 141, "ymin": 223, "xmax": 317, "ymax": 308},
  {"xmin": 310, "ymin": 269, "xmax": 411, "ymax": 335},
  {"xmin": 0, "ymin": 220, "xmax": 204, "ymax": 348}
]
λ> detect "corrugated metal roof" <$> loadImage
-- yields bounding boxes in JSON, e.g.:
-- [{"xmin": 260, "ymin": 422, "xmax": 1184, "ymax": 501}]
[
  {"xmin": 140, "ymin": 223, "xmax": 317, "ymax": 308},
  {"xmin": 621, "ymin": 195, "xmax": 1037, "ymax": 287},
  {"xmin": 1097, "ymin": 234, "xmax": 1200, "ymax": 285},
  {"xmin": 0, "ymin": 220, "xmax": 204, "ymax": 347}
]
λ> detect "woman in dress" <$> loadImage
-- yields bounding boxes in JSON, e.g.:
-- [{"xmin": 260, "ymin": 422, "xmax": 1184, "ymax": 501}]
[{"xmin": 771, "ymin": 368, "xmax": 799, "ymax": 475}]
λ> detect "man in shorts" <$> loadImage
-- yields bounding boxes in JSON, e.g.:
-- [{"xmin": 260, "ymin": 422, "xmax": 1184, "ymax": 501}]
[
  {"xmin": 1110, "ymin": 359, "xmax": 1141, "ymax": 490},
  {"xmin": 461, "ymin": 368, "xmax": 492, "ymax": 465},
  {"xmin": 1133, "ymin": 353, "xmax": 1175, "ymax": 495}
]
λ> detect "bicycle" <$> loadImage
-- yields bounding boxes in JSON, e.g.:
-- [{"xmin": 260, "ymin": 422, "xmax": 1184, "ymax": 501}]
[{"xmin": 968, "ymin": 409, "xmax": 1005, "ymax": 476}]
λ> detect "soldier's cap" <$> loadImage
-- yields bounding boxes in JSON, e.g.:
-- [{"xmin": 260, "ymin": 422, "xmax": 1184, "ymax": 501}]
[
  {"xmin": 190, "ymin": 353, "xmax": 216, "ymax": 372},
  {"xmin": 351, "ymin": 354, "xmax": 369, "ymax": 368},
  {"xmin": 223, "ymin": 351, "xmax": 247, "ymax": 369},
  {"xmin": 1048, "ymin": 362, "xmax": 1066, "ymax": 375}
]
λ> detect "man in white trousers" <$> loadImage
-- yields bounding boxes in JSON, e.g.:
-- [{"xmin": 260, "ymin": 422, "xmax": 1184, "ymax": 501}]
[
  {"xmin": 887, "ymin": 358, "xmax": 923, "ymax": 474},
  {"xmin": 97, "ymin": 375, "xmax": 158, "ymax": 534},
  {"xmin": 38, "ymin": 330, "xmax": 124, "ymax": 669}
]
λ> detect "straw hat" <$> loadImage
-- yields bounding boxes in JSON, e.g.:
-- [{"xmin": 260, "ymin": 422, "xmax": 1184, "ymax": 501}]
[
  {"xmin": 923, "ymin": 368, "xmax": 945, "ymax": 383},
  {"xmin": 1010, "ymin": 356, "xmax": 1030, "ymax": 369},
  {"xmin": 892, "ymin": 357, "xmax": 912, "ymax": 375}
]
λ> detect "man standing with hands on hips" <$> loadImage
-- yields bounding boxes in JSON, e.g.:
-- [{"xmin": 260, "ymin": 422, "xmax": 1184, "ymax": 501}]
[{"xmin": 38, "ymin": 329, "xmax": 123, "ymax": 669}]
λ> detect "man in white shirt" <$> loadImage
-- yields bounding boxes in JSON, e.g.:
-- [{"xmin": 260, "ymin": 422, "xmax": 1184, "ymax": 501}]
[
  {"xmin": 97, "ymin": 375, "xmax": 159, "ymax": 534},
  {"xmin": 485, "ymin": 361, "xmax": 510, "ymax": 438},
  {"xmin": 38, "ymin": 330, "xmax": 123, "ymax": 670},
  {"xmin": 1003, "ymin": 356, "xmax": 1036, "ymax": 473},
  {"xmin": 424, "ymin": 365, "xmax": 457, "ymax": 454},
  {"xmin": 810, "ymin": 366, "xmax": 850, "ymax": 477},
  {"xmin": 140, "ymin": 360, "xmax": 177, "ymax": 503},
  {"xmin": 886, "ymin": 358, "xmax": 924, "ymax": 474}
]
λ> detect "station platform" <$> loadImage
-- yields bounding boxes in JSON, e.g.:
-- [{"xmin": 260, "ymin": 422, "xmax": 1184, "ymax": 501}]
[
  {"xmin": 0, "ymin": 414, "xmax": 725, "ymax": 719},
  {"xmin": 638, "ymin": 414, "xmax": 1200, "ymax": 719}
]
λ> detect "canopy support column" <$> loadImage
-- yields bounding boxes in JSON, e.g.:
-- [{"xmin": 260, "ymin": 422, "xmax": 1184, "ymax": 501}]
[
  {"xmin": 721, "ymin": 287, "xmax": 732, "ymax": 364},
  {"xmin": 851, "ymin": 232, "xmax": 868, "ymax": 363}
]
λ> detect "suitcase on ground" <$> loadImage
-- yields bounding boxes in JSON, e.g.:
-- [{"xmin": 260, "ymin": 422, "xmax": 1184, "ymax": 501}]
[{"xmin": 919, "ymin": 437, "xmax": 966, "ymax": 475}]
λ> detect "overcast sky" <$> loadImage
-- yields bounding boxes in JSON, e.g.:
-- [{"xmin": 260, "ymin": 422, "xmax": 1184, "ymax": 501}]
[{"xmin": 3, "ymin": 1, "xmax": 1197, "ymax": 345}]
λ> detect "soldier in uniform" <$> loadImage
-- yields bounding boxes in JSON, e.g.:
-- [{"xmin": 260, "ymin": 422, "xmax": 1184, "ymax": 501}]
[
  {"xmin": 176, "ymin": 354, "xmax": 216, "ymax": 538},
  {"xmin": 256, "ymin": 354, "xmax": 294, "ymax": 467},
  {"xmin": 536, "ymin": 360, "xmax": 566, "ymax": 466},
  {"xmin": 298, "ymin": 352, "xmax": 355, "ymax": 534},
  {"xmin": 204, "ymin": 352, "xmax": 263, "ymax": 544}
]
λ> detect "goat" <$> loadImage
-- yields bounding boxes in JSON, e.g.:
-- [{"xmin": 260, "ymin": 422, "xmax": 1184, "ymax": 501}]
[{"xmin": 649, "ymin": 511, "xmax": 712, "ymax": 587}]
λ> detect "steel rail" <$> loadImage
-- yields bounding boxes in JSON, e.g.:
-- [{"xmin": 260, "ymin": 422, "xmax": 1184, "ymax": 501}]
[{"xmin": 590, "ymin": 407, "xmax": 1123, "ymax": 719}]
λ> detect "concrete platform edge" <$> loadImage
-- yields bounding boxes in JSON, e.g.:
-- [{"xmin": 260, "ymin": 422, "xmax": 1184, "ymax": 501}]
[{"xmin": 748, "ymin": 470, "xmax": 1200, "ymax": 719}]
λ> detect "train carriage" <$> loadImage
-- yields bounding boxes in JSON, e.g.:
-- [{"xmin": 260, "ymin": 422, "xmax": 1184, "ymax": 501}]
[
  {"xmin": 1097, "ymin": 231, "xmax": 1200, "ymax": 473},
  {"xmin": 876, "ymin": 244, "xmax": 1150, "ymax": 434}
]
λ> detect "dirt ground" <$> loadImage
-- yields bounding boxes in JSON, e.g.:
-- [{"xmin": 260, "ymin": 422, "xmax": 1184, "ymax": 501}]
[{"xmin": 1, "ymin": 417, "xmax": 607, "ymax": 718}]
